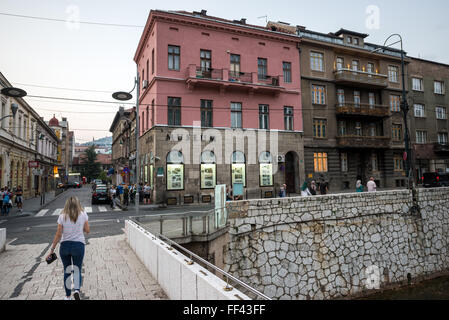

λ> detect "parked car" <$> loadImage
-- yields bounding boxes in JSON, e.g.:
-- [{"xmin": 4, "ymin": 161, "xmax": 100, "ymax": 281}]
[
  {"xmin": 67, "ymin": 181, "xmax": 81, "ymax": 188},
  {"xmin": 422, "ymin": 172, "xmax": 449, "ymax": 188},
  {"xmin": 92, "ymin": 187, "xmax": 110, "ymax": 204}
]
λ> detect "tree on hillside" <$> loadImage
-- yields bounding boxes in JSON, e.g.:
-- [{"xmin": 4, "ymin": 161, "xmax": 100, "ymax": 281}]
[{"xmin": 81, "ymin": 145, "xmax": 102, "ymax": 182}]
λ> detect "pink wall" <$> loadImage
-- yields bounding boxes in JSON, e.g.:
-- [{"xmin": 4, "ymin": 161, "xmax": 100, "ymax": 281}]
[{"xmin": 136, "ymin": 12, "xmax": 302, "ymax": 136}]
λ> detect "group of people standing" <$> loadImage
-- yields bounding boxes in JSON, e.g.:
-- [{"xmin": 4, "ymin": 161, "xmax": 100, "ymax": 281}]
[
  {"xmin": 0, "ymin": 186, "xmax": 23, "ymax": 216},
  {"xmin": 300, "ymin": 180, "xmax": 329, "ymax": 197},
  {"xmin": 108, "ymin": 183, "xmax": 152, "ymax": 208}
]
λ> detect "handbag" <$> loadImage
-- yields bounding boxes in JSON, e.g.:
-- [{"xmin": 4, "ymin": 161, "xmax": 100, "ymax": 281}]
[{"xmin": 46, "ymin": 252, "xmax": 58, "ymax": 264}]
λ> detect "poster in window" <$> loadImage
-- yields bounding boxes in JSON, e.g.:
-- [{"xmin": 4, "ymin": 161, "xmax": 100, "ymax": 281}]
[
  {"xmin": 144, "ymin": 166, "xmax": 148, "ymax": 183},
  {"xmin": 167, "ymin": 164, "xmax": 184, "ymax": 190},
  {"xmin": 260, "ymin": 163, "xmax": 273, "ymax": 186},
  {"xmin": 232, "ymin": 164, "xmax": 246, "ymax": 187},
  {"xmin": 150, "ymin": 165, "xmax": 154, "ymax": 187},
  {"xmin": 201, "ymin": 164, "xmax": 216, "ymax": 189}
]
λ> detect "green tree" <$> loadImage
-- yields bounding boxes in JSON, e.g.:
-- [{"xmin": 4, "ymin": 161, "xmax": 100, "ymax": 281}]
[
  {"xmin": 81, "ymin": 145, "xmax": 101, "ymax": 182},
  {"xmin": 97, "ymin": 171, "xmax": 111, "ymax": 184}
]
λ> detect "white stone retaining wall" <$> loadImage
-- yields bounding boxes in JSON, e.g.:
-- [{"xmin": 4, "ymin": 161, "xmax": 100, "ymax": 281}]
[
  {"xmin": 224, "ymin": 188, "xmax": 449, "ymax": 300},
  {"xmin": 0, "ymin": 228, "xmax": 5, "ymax": 253},
  {"xmin": 125, "ymin": 220, "xmax": 251, "ymax": 300}
]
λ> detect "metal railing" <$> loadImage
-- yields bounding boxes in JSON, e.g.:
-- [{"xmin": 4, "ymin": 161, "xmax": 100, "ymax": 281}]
[
  {"xmin": 336, "ymin": 135, "xmax": 391, "ymax": 148},
  {"xmin": 334, "ymin": 68, "xmax": 388, "ymax": 87},
  {"xmin": 195, "ymin": 67, "xmax": 223, "ymax": 80},
  {"xmin": 228, "ymin": 71, "xmax": 252, "ymax": 83},
  {"xmin": 336, "ymin": 103, "xmax": 390, "ymax": 117},
  {"xmin": 131, "ymin": 216, "xmax": 271, "ymax": 300}
]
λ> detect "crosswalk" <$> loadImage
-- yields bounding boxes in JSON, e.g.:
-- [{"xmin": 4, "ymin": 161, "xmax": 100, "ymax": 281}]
[{"xmin": 34, "ymin": 206, "xmax": 121, "ymax": 218}]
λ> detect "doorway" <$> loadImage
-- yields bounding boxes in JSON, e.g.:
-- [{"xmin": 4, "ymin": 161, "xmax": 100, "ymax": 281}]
[{"xmin": 285, "ymin": 151, "xmax": 299, "ymax": 194}]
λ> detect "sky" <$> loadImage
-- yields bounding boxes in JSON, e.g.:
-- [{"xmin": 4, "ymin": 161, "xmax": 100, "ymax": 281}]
[{"xmin": 1, "ymin": 0, "xmax": 448, "ymax": 144}]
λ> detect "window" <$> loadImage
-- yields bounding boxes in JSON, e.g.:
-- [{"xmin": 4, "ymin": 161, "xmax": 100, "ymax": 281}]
[
  {"xmin": 168, "ymin": 45, "xmax": 180, "ymax": 70},
  {"xmin": 390, "ymin": 95, "xmax": 401, "ymax": 112},
  {"xmin": 435, "ymin": 81, "xmax": 445, "ymax": 94},
  {"xmin": 369, "ymin": 123, "xmax": 377, "ymax": 137},
  {"xmin": 388, "ymin": 66, "xmax": 399, "ymax": 83},
  {"xmin": 200, "ymin": 49, "xmax": 211, "ymax": 71},
  {"xmin": 201, "ymin": 100, "xmax": 213, "ymax": 127},
  {"xmin": 367, "ymin": 63, "xmax": 374, "ymax": 75},
  {"xmin": 230, "ymin": 54, "xmax": 241, "ymax": 77},
  {"xmin": 142, "ymin": 69, "xmax": 145, "ymax": 89},
  {"xmin": 146, "ymin": 107, "xmax": 149, "ymax": 131},
  {"xmin": 313, "ymin": 119, "xmax": 327, "ymax": 138},
  {"xmin": 258, "ymin": 58, "xmax": 267, "ymax": 79},
  {"xmin": 310, "ymin": 52, "xmax": 324, "ymax": 71},
  {"xmin": 341, "ymin": 153, "xmax": 348, "ymax": 172},
  {"xmin": 312, "ymin": 85, "xmax": 326, "ymax": 104},
  {"xmin": 369, "ymin": 93, "xmax": 375, "ymax": 108},
  {"xmin": 166, "ymin": 151, "xmax": 184, "ymax": 190},
  {"xmin": 392, "ymin": 124, "xmax": 403, "ymax": 141},
  {"xmin": 438, "ymin": 133, "xmax": 448, "ymax": 144},
  {"xmin": 284, "ymin": 107, "xmax": 293, "ymax": 131},
  {"xmin": 259, "ymin": 152, "xmax": 273, "ymax": 187},
  {"xmin": 283, "ymin": 62, "xmax": 292, "ymax": 83},
  {"xmin": 338, "ymin": 120, "xmax": 346, "ymax": 136},
  {"xmin": 355, "ymin": 122, "xmax": 362, "ymax": 136},
  {"xmin": 1, "ymin": 99, "xmax": 5, "ymax": 128},
  {"xmin": 151, "ymin": 49, "xmax": 155, "ymax": 74},
  {"xmin": 352, "ymin": 60, "xmax": 359, "ymax": 73},
  {"xmin": 416, "ymin": 130, "xmax": 427, "ymax": 144},
  {"xmin": 412, "ymin": 77, "xmax": 423, "ymax": 91},
  {"xmin": 151, "ymin": 99, "xmax": 155, "ymax": 127},
  {"xmin": 314, "ymin": 153, "xmax": 328, "ymax": 172},
  {"xmin": 372, "ymin": 153, "xmax": 378, "ymax": 172},
  {"xmin": 231, "ymin": 102, "xmax": 242, "ymax": 128},
  {"xmin": 167, "ymin": 97, "xmax": 181, "ymax": 126},
  {"xmin": 200, "ymin": 151, "xmax": 216, "ymax": 189},
  {"xmin": 231, "ymin": 151, "xmax": 246, "ymax": 187},
  {"xmin": 436, "ymin": 106, "xmax": 447, "ymax": 119},
  {"xmin": 146, "ymin": 59, "xmax": 149, "ymax": 80},
  {"xmin": 354, "ymin": 91, "xmax": 361, "ymax": 107},
  {"xmin": 347, "ymin": 36, "xmax": 352, "ymax": 44},
  {"xmin": 414, "ymin": 104, "xmax": 425, "ymax": 117},
  {"xmin": 353, "ymin": 38, "xmax": 359, "ymax": 45},
  {"xmin": 259, "ymin": 105, "xmax": 269, "ymax": 130},
  {"xmin": 336, "ymin": 57, "xmax": 344, "ymax": 70},
  {"xmin": 337, "ymin": 89, "xmax": 345, "ymax": 106},
  {"xmin": 394, "ymin": 154, "xmax": 404, "ymax": 171}
]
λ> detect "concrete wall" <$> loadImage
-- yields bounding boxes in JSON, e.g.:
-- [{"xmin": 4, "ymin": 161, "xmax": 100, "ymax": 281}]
[
  {"xmin": 0, "ymin": 228, "xmax": 5, "ymax": 253},
  {"xmin": 125, "ymin": 220, "xmax": 251, "ymax": 300},
  {"xmin": 224, "ymin": 188, "xmax": 449, "ymax": 300}
]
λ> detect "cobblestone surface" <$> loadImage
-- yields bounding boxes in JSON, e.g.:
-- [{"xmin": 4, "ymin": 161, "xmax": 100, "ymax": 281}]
[{"xmin": 0, "ymin": 234, "xmax": 168, "ymax": 300}]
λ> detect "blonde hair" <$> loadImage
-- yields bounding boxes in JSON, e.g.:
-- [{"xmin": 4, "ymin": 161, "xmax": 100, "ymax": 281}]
[{"xmin": 62, "ymin": 196, "xmax": 84, "ymax": 223}]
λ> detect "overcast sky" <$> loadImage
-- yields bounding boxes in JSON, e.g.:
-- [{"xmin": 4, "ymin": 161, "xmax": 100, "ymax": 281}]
[{"xmin": 1, "ymin": 0, "xmax": 448, "ymax": 143}]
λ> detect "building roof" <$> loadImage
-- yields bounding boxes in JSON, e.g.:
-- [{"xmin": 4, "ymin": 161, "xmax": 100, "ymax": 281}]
[
  {"xmin": 48, "ymin": 114, "xmax": 59, "ymax": 127},
  {"xmin": 334, "ymin": 28, "xmax": 369, "ymax": 38}
]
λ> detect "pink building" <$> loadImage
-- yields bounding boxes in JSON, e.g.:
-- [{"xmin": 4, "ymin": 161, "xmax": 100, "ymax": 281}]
[{"xmin": 133, "ymin": 10, "xmax": 305, "ymax": 204}]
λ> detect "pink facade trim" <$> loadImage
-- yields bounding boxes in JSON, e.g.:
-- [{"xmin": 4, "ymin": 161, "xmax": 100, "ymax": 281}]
[{"xmin": 134, "ymin": 10, "xmax": 303, "ymax": 136}]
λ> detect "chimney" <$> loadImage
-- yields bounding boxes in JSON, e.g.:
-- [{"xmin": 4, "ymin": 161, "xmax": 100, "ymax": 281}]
[
  {"xmin": 201, "ymin": 9, "xmax": 207, "ymax": 15},
  {"xmin": 240, "ymin": 18, "xmax": 246, "ymax": 24}
]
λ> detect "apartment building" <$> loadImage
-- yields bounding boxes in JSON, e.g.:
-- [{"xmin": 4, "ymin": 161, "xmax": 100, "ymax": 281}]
[
  {"xmin": 0, "ymin": 71, "xmax": 58, "ymax": 198},
  {"xmin": 134, "ymin": 10, "xmax": 304, "ymax": 204},
  {"xmin": 408, "ymin": 57, "xmax": 449, "ymax": 177},
  {"xmin": 48, "ymin": 115, "xmax": 71, "ymax": 183},
  {"xmin": 297, "ymin": 26, "xmax": 409, "ymax": 191}
]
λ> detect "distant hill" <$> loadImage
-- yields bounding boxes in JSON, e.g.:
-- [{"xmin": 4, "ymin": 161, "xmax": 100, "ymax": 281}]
[{"xmin": 81, "ymin": 136, "xmax": 112, "ymax": 147}]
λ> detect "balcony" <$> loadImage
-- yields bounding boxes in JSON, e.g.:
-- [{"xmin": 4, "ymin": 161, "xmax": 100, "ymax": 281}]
[
  {"xmin": 434, "ymin": 143, "xmax": 449, "ymax": 154},
  {"xmin": 336, "ymin": 103, "xmax": 390, "ymax": 118},
  {"xmin": 186, "ymin": 65, "xmax": 285, "ymax": 95},
  {"xmin": 337, "ymin": 135, "xmax": 390, "ymax": 149},
  {"xmin": 334, "ymin": 68, "xmax": 388, "ymax": 88}
]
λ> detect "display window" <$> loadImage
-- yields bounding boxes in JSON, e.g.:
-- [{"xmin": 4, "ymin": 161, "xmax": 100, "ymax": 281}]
[
  {"xmin": 259, "ymin": 151, "xmax": 273, "ymax": 187},
  {"xmin": 166, "ymin": 151, "xmax": 184, "ymax": 190},
  {"xmin": 231, "ymin": 151, "xmax": 246, "ymax": 187},
  {"xmin": 201, "ymin": 151, "xmax": 216, "ymax": 189}
]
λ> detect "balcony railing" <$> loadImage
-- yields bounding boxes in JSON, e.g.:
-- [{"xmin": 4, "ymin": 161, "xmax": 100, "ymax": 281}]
[
  {"xmin": 337, "ymin": 135, "xmax": 390, "ymax": 149},
  {"xmin": 334, "ymin": 68, "xmax": 388, "ymax": 88},
  {"xmin": 434, "ymin": 143, "xmax": 449, "ymax": 153},
  {"xmin": 336, "ymin": 103, "xmax": 390, "ymax": 117},
  {"xmin": 195, "ymin": 67, "xmax": 223, "ymax": 80},
  {"xmin": 228, "ymin": 71, "xmax": 252, "ymax": 83}
]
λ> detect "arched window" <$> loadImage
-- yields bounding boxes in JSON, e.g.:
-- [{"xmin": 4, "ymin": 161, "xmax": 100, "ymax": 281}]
[
  {"xmin": 166, "ymin": 151, "xmax": 184, "ymax": 190},
  {"xmin": 259, "ymin": 152, "xmax": 273, "ymax": 187},
  {"xmin": 200, "ymin": 151, "xmax": 216, "ymax": 189},
  {"xmin": 231, "ymin": 151, "xmax": 246, "ymax": 188}
]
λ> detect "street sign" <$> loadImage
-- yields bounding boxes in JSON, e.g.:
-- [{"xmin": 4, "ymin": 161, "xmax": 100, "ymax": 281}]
[
  {"xmin": 403, "ymin": 152, "xmax": 408, "ymax": 161},
  {"xmin": 28, "ymin": 161, "xmax": 39, "ymax": 168}
]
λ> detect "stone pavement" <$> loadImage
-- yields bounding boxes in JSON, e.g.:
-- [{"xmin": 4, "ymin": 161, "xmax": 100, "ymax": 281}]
[
  {"xmin": 7, "ymin": 190, "xmax": 63, "ymax": 218},
  {"xmin": 0, "ymin": 234, "xmax": 168, "ymax": 300}
]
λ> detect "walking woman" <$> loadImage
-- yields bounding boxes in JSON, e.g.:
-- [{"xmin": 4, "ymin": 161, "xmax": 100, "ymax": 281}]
[{"xmin": 46, "ymin": 196, "xmax": 90, "ymax": 300}]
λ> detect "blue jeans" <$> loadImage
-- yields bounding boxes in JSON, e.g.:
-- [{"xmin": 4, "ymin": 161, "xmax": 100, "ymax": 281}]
[
  {"xmin": 59, "ymin": 241, "xmax": 85, "ymax": 297},
  {"xmin": 1, "ymin": 203, "xmax": 10, "ymax": 215}
]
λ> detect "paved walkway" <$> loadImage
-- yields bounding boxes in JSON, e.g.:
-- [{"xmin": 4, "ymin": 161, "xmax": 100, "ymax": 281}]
[
  {"xmin": 6, "ymin": 190, "xmax": 63, "ymax": 218},
  {"xmin": 0, "ymin": 234, "xmax": 168, "ymax": 300}
]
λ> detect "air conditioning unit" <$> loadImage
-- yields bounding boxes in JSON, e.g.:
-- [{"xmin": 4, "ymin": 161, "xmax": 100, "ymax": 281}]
[
  {"xmin": 142, "ymin": 80, "xmax": 149, "ymax": 89},
  {"xmin": 277, "ymin": 155, "xmax": 285, "ymax": 163}
]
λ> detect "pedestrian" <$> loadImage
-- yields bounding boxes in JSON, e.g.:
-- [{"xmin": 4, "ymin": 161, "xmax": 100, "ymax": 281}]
[
  {"xmin": 0, "ymin": 188, "xmax": 6, "ymax": 216},
  {"xmin": 15, "ymin": 186, "xmax": 23, "ymax": 212},
  {"xmin": 301, "ymin": 182, "xmax": 312, "ymax": 197},
  {"xmin": 46, "ymin": 196, "xmax": 90, "ymax": 300},
  {"xmin": 109, "ymin": 185, "xmax": 116, "ymax": 209},
  {"xmin": 138, "ymin": 183, "xmax": 144, "ymax": 203},
  {"xmin": 123, "ymin": 185, "xmax": 129, "ymax": 206},
  {"xmin": 117, "ymin": 184, "xmax": 124, "ymax": 204},
  {"xmin": 319, "ymin": 181, "xmax": 328, "ymax": 195},
  {"xmin": 226, "ymin": 186, "xmax": 232, "ymax": 201},
  {"xmin": 310, "ymin": 181, "xmax": 317, "ymax": 196},
  {"xmin": 143, "ymin": 183, "xmax": 151, "ymax": 204},
  {"xmin": 356, "ymin": 180, "xmax": 364, "ymax": 192},
  {"xmin": 367, "ymin": 177, "xmax": 377, "ymax": 192},
  {"xmin": 2, "ymin": 189, "xmax": 12, "ymax": 216},
  {"xmin": 279, "ymin": 184, "xmax": 287, "ymax": 198},
  {"xmin": 130, "ymin": 184, "xmax": 136, "ymax": 204}
]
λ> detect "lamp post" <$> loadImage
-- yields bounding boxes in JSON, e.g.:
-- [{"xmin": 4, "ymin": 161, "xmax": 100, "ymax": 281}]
[
  {"xmin": 112, "ymin": 68, "xmax": 140, "ymax": 213},
  {"xmin": 371, "ymin": 34, "xmax": 414, "ymax": 190}
]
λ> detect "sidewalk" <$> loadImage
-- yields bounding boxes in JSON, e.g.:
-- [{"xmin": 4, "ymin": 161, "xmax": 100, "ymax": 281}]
[
  {"xmin": 0, "ymin": 234, "xmax": 168, "ymax": 300},
  {"xmin": 6, "ymin": 190, "xmax": 64, "ymax": 218}
]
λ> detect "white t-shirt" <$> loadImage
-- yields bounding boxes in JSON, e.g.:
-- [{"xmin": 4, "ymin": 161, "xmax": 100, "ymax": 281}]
[
  {"xmin": 367, "ymin": 180, "xmax": 377, "ymax": 192},
  {"xmin": 57, "ymin": 211, "xmax": 89, "ymax": 244}
]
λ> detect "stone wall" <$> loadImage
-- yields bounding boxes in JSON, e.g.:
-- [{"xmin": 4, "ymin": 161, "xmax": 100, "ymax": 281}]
[{"xmin": 223, "ymin": 188, "xmax": 449, "ymax": 300}]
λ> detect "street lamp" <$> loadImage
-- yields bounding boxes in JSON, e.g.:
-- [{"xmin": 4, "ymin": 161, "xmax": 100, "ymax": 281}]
[
  {"xmin": 0, "ymin": 87, "xmax": 25, "ymax": 121},
  {"xmin": 112, "ymin": 68, "xmax": 140, "ymax": 212},
  {"xmin": 371, "ymin": 34, "xmax": 414, "ymax": 190}
]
